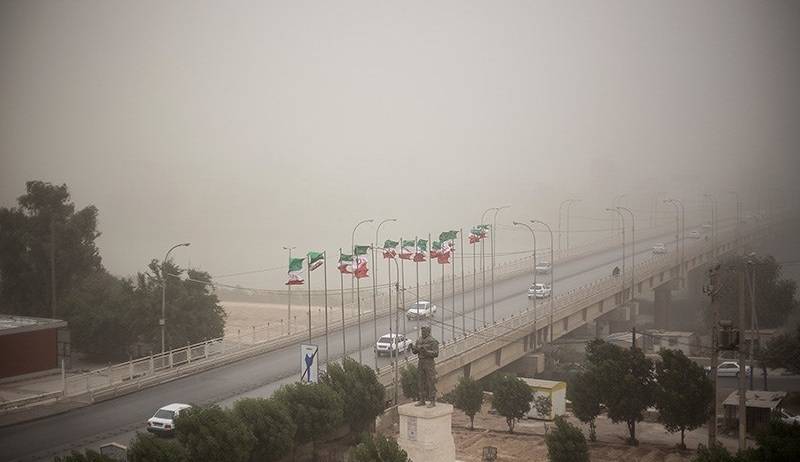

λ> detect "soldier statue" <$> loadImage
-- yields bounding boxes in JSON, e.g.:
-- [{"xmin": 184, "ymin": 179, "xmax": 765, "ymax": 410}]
[{"xmin": 410, "ymin": 325, "xmax": 439, "ymax": 407}]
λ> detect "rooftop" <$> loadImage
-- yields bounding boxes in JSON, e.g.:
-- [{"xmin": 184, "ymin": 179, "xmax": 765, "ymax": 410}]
[
  {"xmin": 723, "ymin": 390, "xmax": 787, "ymax": 410},
  {"xmin": 0, "ymin": 315, "xmax": 67, "ymax": 336}
]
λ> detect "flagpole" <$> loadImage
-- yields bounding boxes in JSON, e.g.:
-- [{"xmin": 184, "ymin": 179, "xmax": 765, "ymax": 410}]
[
  {"xmin": 451, "ymin": 241, "xmax": 455, "ymax": 339},
  {"xmin": 441, "ymin": 253, "xmax": 445, "ymax": 341},
  {"xmin": 283, "ymin": 246, "xmax": 295, "ymax": 335},
  {"xmin": 307, "ymin": 252, "xmax": 312, "ymax": 343},
  {"xmin": 460, "ymin": 229, "xmax": 465, "ymax": 336},
  {"xmin": 415, "ymin": 236, "xmax": 420, "ymax": 339},
  {"xmin": 400, "ymin": 237, "xmax": 406, "ymax": 334},
  {"xmin": 472, "ymin": 234, "xmax": 477, "ymax": 330},
  {"xmin": 339, "ymin": 248, "xmax": 346, "ymax": 358},
  {"xmin": 371, "ymin": 242, "xmax": 378, "ymax": 370},
  {"xmin": 323, "ymin": 251, "xmax": 329, "ymax": 366},
  {"xmin": 428, "ymin": 233, "xmax": 433, "ymax": 325},
  {"xmin": 357, "ymin": 258, "xmax": 362, "ymax": 364},
  {"xmin": 387, "ymin": 249, "xmax": 392, "ymax": 361}
]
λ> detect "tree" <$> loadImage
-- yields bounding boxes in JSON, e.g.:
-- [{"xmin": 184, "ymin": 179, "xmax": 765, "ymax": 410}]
[
  {"xmin": 533, "ymin": 394, "xmax": 552, "ymax": 419},
  {"xmin": 273, "ymin": 382, "xmax": 344, "ymax": 457},
  {"xmin": 452, "ymin": 376, "xmax": 484, "ymax": 430},
  {"xmin": 654, "ymin": 349, "xmax": 713, "ymax": 448},
  {"xmin": 400, "ymin": 364, "xmax": 418, "ymax": 401},
  {"xmin": 545, "ymin": 416, "xmax": 590, "ymax": 462},
  {"xmin": 232, "ymin": 398, "xmax": 295, "ymax": 462},
  {"xmin": 491, "ymin": 375, "xmax": 532, "ymax": 433},
  {"xmin": 0, "ymin": 181, "xmax": 102, "ymax": 317},
  {"xmin": 570, "ymin": 371, "xmax": 602, "ymax": 441},
  {"xmin": 348, "ymin": 433, "xmax": 410, "ymax": 462},
  {"xmin": 175, "ymin": 405, "xmax": 254, "ymax": 462},
  {"xmin": 586, "ymin": 339, "xmax": 655, "ymax": 446},
  {"xmin": 761, "ymin": 323, "xmax": 800, "ymax": 374},
  {"xmin": 127, "ymin": 433, "xmax": 188, "ymax": 462},
  {"xmin": 752, "ymin": 418, "xmax": 800, "ymax": 461},
  {"xmin": 53, "ymin": 450, "xmax": 115, "ymax": 462},
  {"xmin": 321, "ymin": 357, "xmax": 385, "ymax": 433}
]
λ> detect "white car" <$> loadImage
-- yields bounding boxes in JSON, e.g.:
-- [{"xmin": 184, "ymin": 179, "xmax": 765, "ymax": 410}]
[
  {"xmin": 528, "ymin": 283, "xmax": 552, "ymax": 299},
  {"xmin": 147, "ymin": 403, "xmax": 191, "ymax": 435},
  {"xmin": 704, "ymin": 361, "xmax": 752, "ymax": 377},
  {"xmin": 701, "ymin": 223, "xmax": 713, "ymax": 230},
  {"xmin": 535, "ymin": 261, "xmax": 552, "ymax": 274},
  {"xmin": 652, "ymin": 243, "xmax": 667, "ymax": 254},
  {"xmin": 688, "ymin": 230, "xmax": 701, "ymax": 239},
  {"xmin": 406, "ymin": 300, "xmax": 437, "ymax": 320},
  {"xmin": 375, "ymin": 333, "xmax": 412, "ymax": 356},
  {"xmin": 779, "ymin": 409, "xmax": 800, "ymax": 425}
]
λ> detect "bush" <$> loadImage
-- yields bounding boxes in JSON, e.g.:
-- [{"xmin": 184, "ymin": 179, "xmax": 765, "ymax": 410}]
[
  {"xmin": 273, "ymin": 382, "xmax": 344, "ymax": 456},
  {"xmin": 53, "ymin": 450, "xmax": 115, "ymax": 462},
  {"xmin": 491, "ymin": 375, "xmax": 531, "ymax": 433},
  {"xmin": 321, "ymin": 357, "xmax": 386, "ymax": 432},
  {"xmin": 400, "ymin": 364, "xmax": 418, "ymax": 401},
  {"xmin": 127, "ymin": 433, "xmax": 187, "ymax": 462},
  {"xmin": 479, "ymin": 371, "xmax": 517, "ymax": 394},
  {"xmin": 452, "ymin": 376, "xmax": 484, "ymax": 430},
  {"xmin": 545, "ymin": 416, "xmax": 590, "ymax": 462},
  {"xmin": 348, "ymin": 433, "xmax": 410, "ymax": 462},
  {"xmin": 232, "ymin": 398, "xmax": 295, "ymax": 462},
  {"xmin": 570, "ymin": 372, "xmax": 601, "ymax": 441},
  {"xmin": 175, "ymin": 405, "xmax": 254, "ymax": 462}
]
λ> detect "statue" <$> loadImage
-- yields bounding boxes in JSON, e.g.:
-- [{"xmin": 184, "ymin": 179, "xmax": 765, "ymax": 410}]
[{"xmin": 410, "ymin": 325, "xmax": 439, "ymax": 407}]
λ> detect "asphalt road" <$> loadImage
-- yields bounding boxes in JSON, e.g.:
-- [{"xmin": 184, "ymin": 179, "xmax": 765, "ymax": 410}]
[{"xmin": 0, "ymin": 223, "xmax": 737, "ymax": 461}]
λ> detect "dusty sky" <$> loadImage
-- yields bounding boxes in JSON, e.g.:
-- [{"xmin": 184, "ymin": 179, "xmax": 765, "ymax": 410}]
[{"xmin": 1, "ymin": 1, "xmax": 799, "ymax": 289}]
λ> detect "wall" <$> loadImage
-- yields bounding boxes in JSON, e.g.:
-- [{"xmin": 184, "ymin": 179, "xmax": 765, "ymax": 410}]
[{"xmin": 0, "ymin": 329, "xmax": 58, "ymax": 379}]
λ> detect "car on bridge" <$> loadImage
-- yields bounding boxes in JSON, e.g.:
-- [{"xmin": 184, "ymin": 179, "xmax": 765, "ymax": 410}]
[
  {"xmin": 652, "ymin": 243, "xmax": 667, "ymax": 254},
  {"xmin": 535, "ymin": 261, "xmax": 552, "ymax": 274},
  {"xmin": 375, "ymin": 333, "xmax": 412, "ymax": 356},
  {"xmin": 528, "ymin": 283, "xmax": 552, "ymax": 299},
  {"xmin": 406, "ymin": 300, "xmax": 438, "ymax": 320},
  {"xmin": 689, "ymin": 230, "xmax": 701, "ymax": 239},
  {"xmin": 146, "ymin": 403, "xmax": 191, "ymax": 436},
  {"xmin": 704, "ymin": 361, "xmax": 752, "ymax": 377}
]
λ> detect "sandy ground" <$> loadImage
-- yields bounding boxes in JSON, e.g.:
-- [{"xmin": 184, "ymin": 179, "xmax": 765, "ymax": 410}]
[
  {"xmin": 221, "ymin": 300, "xmax": 365, "ymax": 338},
  {"xmin": 410, "ymin": 401, "xmax": 740, "ymax": 462}
]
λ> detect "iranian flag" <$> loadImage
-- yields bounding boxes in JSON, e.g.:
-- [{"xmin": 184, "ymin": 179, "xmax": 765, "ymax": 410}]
[
  {"xmin": 469, "ymin": 225, "xmax": 489, "ymax": 244},
  {"xmin": 439, "ymin": 230, "xmax": 458, "ymax": 242},
  {"xmin": 414, "ymin": 239, "xmax": 427, "ymax": 262},
  {"xmin": 437, "ymin": 240, "xmax": 453, "ymax": 264},
  {"xmin": 338, "ymin": 253, "xmax": 354, "ymax": 274},
  {"xmin": 430, "ymin": 240, "xmax": 442, "ymax": 258},
  {"xmin": 286, "ymin": 257, "xmax": 305, "ymax": 285},
  {"xmin": 307, "ymin": 251, "xmax": 324, "ymax": 271},
  {"xmin": 399, "ymin": 240, "xmax": 416, "ymax": 260},
  {"xmin": 354, "ymin": 245, "xmax": 370, "ymax": 279},
  {"xmin": 383, "ymin": 240, "xmax": 399, "ymax": 259}
]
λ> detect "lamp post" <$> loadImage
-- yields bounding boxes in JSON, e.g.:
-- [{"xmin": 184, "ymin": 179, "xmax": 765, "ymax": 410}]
[
  {"xmin": 351, "ymin": 219, "xmax": 374, "ymax": 364},
  {"xmin": 162, "ymin": 242, "xmax": 190, "ymax": 354},
  {"xmin": 282, "ymin": 246, "xmax": 296, "ymax": 335},
  {"xmin": 530, "ymin": 220, "xmax": 553, "ymax": 343},
  {"xmin": 703, "ymin": 194, "xmax": 717, "ymax": 259},
  {"xmin": 491, "ymin": 206, "xmax": 510, "ymax": 324},
  {"xmin": 480, "ymin": 207, "xmax": 497, "ymax": 325},
  {"xmin": 513, "ymin": 221, "xmax": 537, "ymax": 345},
  {"xmin": 617, "ymin": 207, "xmax": 636, "ymax": 310},
  {"xmin": 374, "ymin": 219, "xmax": 397, "ymax": 370},
  {"xmin": 729, "ymin": 191, "xmax": 741, "ymax": 247},
  {"xmin": 606, "ymin": 208, "xmax": 626, "ymax": 299}
]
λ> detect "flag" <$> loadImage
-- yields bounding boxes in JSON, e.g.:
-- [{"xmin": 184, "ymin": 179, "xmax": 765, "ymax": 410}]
[
  {"xmin": 307, "ymin": 251, "xmax": 325, "ymax": 271},
  {"xmin": 338, "ymin": 253, "xmax": 354, "ymax": 274},
  {"xmin": 286, "ymin": 257, "xmax": 305, "ymax": 285},
  {"xmin": 469, "ymin": 225, "xmax": 489, "ymax": 244},
  {"xmin": 430, "ymin": 240, "xmax": 442, "ymax": 258},
  {"xmin": 354, "ymin": 245, "xmax": 370, "ymax": 256},
  {"xmin": 439, "ymin": 230, "xmax": 458, "ymax": 242},
  {"xmin": 437, "ymin": 240, "xmax": 453, "ymax": 264},
  {"xmin": 354, "ymin": 255, "xmax": 369, "ymax": 279},
  {"xmin": 414, "ymin": 239, "xmax": 427, "ymax": 262},
  {"xmin": 383, "ymin": 240, "xmax": 399, "ymax": 259},
  {"xmin": 400, "ymin": 240, "xmax": 416, "ymax": 260}
]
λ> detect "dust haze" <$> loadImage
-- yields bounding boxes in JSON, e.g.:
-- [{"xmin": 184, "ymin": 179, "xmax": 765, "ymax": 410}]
[{"xmin": 2, "ymin": 1, "xmax": 799, "ymax": 289}]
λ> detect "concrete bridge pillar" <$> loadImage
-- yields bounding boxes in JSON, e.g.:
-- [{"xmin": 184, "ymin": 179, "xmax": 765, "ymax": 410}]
[{"xmin": 654, "ymin": 285, "xmax": 672, "ymax": 329}]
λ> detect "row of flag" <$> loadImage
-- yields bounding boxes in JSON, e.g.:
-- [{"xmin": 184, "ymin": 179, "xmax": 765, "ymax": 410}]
[{"xmin": 285, "ymin": 226, "xmax": 492, "ymax": 285}]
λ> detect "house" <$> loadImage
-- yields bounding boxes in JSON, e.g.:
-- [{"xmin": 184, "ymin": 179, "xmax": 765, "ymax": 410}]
[
  {"xmin": 723, "ymin": 390, "xmax": 787, "ymax": 433},
  {"xmin": 0, "ymin": 315, "xmax": 69, "ymax": 380},
  {"xmin": 520, "ymin": 378, "xmax": 566, "ymax": 421},
  {"xmin": 604, "ymin": 331, "xmax": 650, "ymax": 350},
  {"xmin": 645, "ymin": 330, "xmax": 701, "ymax": 357}
]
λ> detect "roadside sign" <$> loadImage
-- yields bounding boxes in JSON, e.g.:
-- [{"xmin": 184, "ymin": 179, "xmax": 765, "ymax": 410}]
[{"xmin": 300, "ymin": 344, "xmax": 319, "ymax": 383}]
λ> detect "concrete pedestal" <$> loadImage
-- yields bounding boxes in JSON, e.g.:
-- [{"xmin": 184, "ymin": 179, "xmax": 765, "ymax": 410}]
[{"xmin": 397, "ymin": 403, "xmax": 456, "ymax": 462}]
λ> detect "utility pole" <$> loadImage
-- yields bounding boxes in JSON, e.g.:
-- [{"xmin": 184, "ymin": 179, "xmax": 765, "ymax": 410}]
[
  {"xmin": 283, "ymin": 246, "xmax": 295, "ymax": 335},
  {"xmin": 50, "ymin": 218, "xmax": 57, "ymax": 318},
  {"xmin": 704, "ymin": 265, "xmax": 721, "ymax": 447},
  {"xmin": 738, "ymin": 268, "xmax": 747, "ymax": 451}
]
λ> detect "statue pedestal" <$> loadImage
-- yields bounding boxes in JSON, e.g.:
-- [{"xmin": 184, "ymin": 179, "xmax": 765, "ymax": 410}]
[{"xmin": 397, "ymin": 403, "xmax": 456, "ymax": 462}]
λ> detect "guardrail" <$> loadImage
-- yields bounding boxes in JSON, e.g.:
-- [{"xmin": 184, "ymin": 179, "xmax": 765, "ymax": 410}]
[{"xmin": 0, "ymin": 216, "xmax": 749, "ymax": 412}]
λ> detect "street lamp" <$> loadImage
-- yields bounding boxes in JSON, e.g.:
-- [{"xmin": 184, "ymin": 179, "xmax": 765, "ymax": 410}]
[
  {"xmin": 703, "ymin": 194, "xmax": 717, "ymax": 258},
  {"xmin": 617, "ymin": 206, "xmax": 635, "ymax": 309},
  {"xmin": 373, "ymin": 218, "xmax": 397, "ymax": 370},
  {"xmin": 491, "ymin": 206, "xmax": 510, "ymax": 324},
  {"xmin": 282, "ymin": 246, "xmax": 296, "ymax": 335},
  {"xmin": 480, "ymin": 207, "xmax": 497, "ymax": 326},
  {"xmin": 530, "ymin": 220, "xmax": 553, "ymax": 343},
  {"xmin": 663, "ymin": 199, "xmax": 685, "ymax": 283},
  {"xmin": 513, "ymin": 221, "xmax": 537, "ymax": 346},
  {"xmin": 162, "ymin": 242, "xmax": 190, "ymax": 354},
  {"xmin": 351, "ymin": 219, "xmax": 374, "ymax": 364},
  {"xmin": 606, "ymin": 208, "xmax": 626, "ymax": 297}
]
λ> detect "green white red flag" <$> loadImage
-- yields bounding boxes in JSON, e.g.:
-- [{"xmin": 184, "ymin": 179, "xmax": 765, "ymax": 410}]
[
  {"xmin": 338, "ymin": 253, "xmax": 354, "ymax": 274},
  {"xmin": 353, "ymin": 245, "xmax": 370, "ymax": 278},
  {"xmin": 430, "ymin": 240, "xmax": 442, "ymax": 258},
  {"xmin": 414, "ymin": 239, "xmax": 427, "ymax": 262},
  {"xmin": 286, "ymin": 257, "xmax": 305, "ymax": 285},
  {"xmin": 437, "ymin": 240, "xmax": 453, "ymax": 264},
  {"xmin": 307, "ymin": 251, "xmax": 324, "ymax": 271},
  {"xmin": 400, "ymin": 240, "xmax": 416, "ymax": 260},
  {"xmin": 383, "ymin": 240, "xmax": 399, "ymax": 259}
]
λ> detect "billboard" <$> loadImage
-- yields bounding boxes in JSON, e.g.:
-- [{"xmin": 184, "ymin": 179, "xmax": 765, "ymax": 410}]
[{"xmin": 300, "ymin": 344, "xmax": 319, "ymax": 383}]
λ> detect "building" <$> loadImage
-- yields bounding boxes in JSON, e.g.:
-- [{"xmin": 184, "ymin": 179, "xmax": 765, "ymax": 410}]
[
  {"xmin": 520, "ymin": 378, "xmax": 566, "ymax": 421},
  {"xmin": 0, "ymin": 315, "xmax": 69, "ymax": 380},
  {"xmin": 604, "ymin": 331, "xmax": 650, "ymax": 351},
  {"xmin": 722, "ymin": 390, "xmax": 787, "ymax": 434},
  {"xmin": 645, "ymin": 330, "xmax": 701, "ymax": 357}
]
